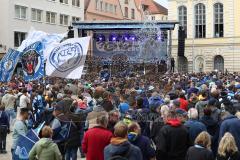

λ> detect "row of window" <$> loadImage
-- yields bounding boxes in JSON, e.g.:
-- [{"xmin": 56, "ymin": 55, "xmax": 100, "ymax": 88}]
[
  {"xmin": 178, "ymin": 3, "xmax": 224, "ymax": 38},
  {"xmin": 15, "ymin": 5, "xmax": 81, "ymax": 25},
  {"xmin": 50, "ymin": 0, "xmax": 81, "ymax": 7},
  {"xmin": 95, "ymin": 0, "xmax": 117, "ymax": 15},
  {"xmin": 124, "ymin": 7, "xmax": 135, "ymax": 19}
]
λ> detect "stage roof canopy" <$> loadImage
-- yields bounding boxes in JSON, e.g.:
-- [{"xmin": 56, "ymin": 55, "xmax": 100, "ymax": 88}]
[{"xmin": 72, "ymin": 20, "xmax": 178, "ymax": 31}]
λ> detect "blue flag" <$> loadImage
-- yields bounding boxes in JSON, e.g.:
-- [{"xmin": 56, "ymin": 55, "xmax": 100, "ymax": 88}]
[
  {"xmin": 0, "ymin": 48, "xmax": 21, "ymax": 82},
  {"xmin": 21, "ymin": 41, "xmax": 44, "ymax": 82}
]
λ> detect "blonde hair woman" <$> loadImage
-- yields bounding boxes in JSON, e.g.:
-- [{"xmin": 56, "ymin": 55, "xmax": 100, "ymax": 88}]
[
  {"xmin": 186, "ymin": 131, "xmax": 214, "ymax": 160},
  {"xmin": 217, "ymin": 132, "xmax": 240, "ymax": 160}
]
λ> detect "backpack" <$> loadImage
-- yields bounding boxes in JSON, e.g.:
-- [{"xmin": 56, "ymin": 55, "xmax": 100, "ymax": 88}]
[{"xmin": 108, "ymin": 146, "xmax": 132, "ymax": 160}]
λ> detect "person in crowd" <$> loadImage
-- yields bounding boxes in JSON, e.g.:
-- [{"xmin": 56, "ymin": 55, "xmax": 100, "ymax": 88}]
[
  {"xmin": 184, "ymin": 108, "xmax": 207, "ymax": 144},
  {"xmin": 101, "ymin": 91, "xmax": 114, "ymax": 112},
  {"xmin": 107, "ymin": 110, "xmax": 120, "ymax": 133},
  {"xmin": 29, "ymin": 126, "xmax": 62, "ymax": 160},
  {"xmin": 217, "ymin": 132, "xmax": 240, "ymax": 160},
  {"xmin": 179, "ymin": 92, "xmax": 188, "ymax": 111},
  {"xmin": 219, "ymin": 110, "xmax": 240, "ymax": 150},
  {"xmin": 19, "ymin": 88, "xmax": 31, "ymax": 109},
  {"xmin": 32, "ymin": 89, "xmax": 47, "ymax": 123},
  {"xmin": 0, "ymin": 105, "xmax": 9, "ymax": 154},
  {"xmin": 118, "ymin": 94, "xmax": 130, "ymax": 117},
  {"xmin": 186, "ymin": 131, "xmax": 214, "ymax": 160},
  {"xmin": 104, "ymin": 121, "xmax": 143, "ymax": 160},
  {"xmin": 128, "ymin": 122, "xmax": 156, "ymax": 160},
  {"xmin": 1, "ymin": 88, "xmax": 17, "ymax": 128},
  {"xmin": 195, "ymin": 91, "xmax": 209, "ymax": 119},
  {"xmin": 156, "ymin": 110, "xmax": 191, "ymax": 160},
  {"xmin": 82, "ymin": 112, "xmax": 113, "ymax": 160},
  {"xmin": 11, "ymin": 108, "xmax": 29, "ymax": 157}
]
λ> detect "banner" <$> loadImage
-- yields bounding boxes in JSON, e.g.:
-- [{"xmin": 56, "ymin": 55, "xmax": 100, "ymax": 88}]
[
  {"xmin": 46, "ymin": 37, "xmax": 90, "ymax": 79},
  {"xmin": 0, "ymin": 48, "xmax": 21, "ymax": 82},
  {"xmin": 18, "ymin": 27, "xmax": 66, "ymax": 55},
  {"xmin": 21, "ymin": 41, "xmax": 45, "ymax": 82}
]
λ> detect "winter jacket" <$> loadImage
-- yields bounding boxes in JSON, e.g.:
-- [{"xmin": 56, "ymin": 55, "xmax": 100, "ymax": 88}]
[
  {"xmin": 0, "ymin": 111, "xmax": 9, "ymax": 129},
  {"xmin": 104, "ymin": 137, "xmax": 143, "ymax": 160},
  {"xmin": 151, "ymin": 117, "xmax": 164, "ymax": 144},
  {"xmin": 82, "ymin": 126, "xmax": 113, "ymax": 160},
  {"xmin": 200, "ymin": 115, "xmax": 219, "ymax": 156},
  {"xmin": 186, "ymin": 145, "xmax": 214, "ymax": 160},
  {"xmin": 156, "ymin": 119, "xmax": 191, "ymax": 160},
  {"xmin": 219, "ymin": 115, "xmax": 240, "ymax": 150},
  {"xmin": 216, "ymin": 151, "xmax": 240, "ymax": 160},
  {"xmin": 29, "ymin": 138, "xmax": 62, "ymax": 160},
  {"xmin": 179, "ymin": 98, "xmax": 188, "ymax": 111},
  {"xmin": 128, "ymin": 133, "xmax": 156, "ymax": 160},
  {"xmin": 195, "ymin": 99, "xmax": 208, "ymax": 119},
  {"xmin": 184, "ymin": 119, "xmax": 207, "ymax": 144}
]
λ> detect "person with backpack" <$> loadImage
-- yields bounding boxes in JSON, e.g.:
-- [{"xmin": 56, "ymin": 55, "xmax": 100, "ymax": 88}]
[{"xmin": 104, "ymin": 121, "xmax": 143, "ymax": 160}]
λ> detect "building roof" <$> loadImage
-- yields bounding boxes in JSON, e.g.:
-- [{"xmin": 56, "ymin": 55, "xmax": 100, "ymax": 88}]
[{"xmin": 141, "ymin": 0, "xmax": 168, "ymax": 15}]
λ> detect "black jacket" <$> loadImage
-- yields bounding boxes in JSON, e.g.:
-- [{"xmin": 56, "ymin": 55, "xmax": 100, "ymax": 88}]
[
  {"xmin": 156, "ymin": 119, "xmax": 191, "ymax": 160},
  {"xmin": 186, "ymin": 145, "xmax": 214, "ymax": 160}
]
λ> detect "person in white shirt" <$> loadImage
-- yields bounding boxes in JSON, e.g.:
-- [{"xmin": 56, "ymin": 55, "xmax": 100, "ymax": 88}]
[{"xmin": 19, "ymin": 88, "xmax": 30, "ymax": 109}]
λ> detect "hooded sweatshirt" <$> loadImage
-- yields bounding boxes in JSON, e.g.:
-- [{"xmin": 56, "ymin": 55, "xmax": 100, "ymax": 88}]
[
  {"xmin": 156, "ymin": 119, "xmax": 191, "ymax": 160},
  {"xmin": 104, "ymin": 137, "xmax": 143, "ymax": 160},
  {"xmin": 29, "ymin": 138, "xmax": 62, "ymax": 160}
]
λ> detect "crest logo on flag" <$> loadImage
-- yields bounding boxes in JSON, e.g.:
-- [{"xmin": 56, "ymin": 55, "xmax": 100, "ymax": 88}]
[
  {"xmin": 49, "ymin": 43, "xmax": 83, "ymax": 72},
  {"xmin": 21, "ymin": 42, "xmax": 44, "ymax": 81},
  {"xmin": 0, "ymin": 48, "xmax": 21, "ymax": 82}
]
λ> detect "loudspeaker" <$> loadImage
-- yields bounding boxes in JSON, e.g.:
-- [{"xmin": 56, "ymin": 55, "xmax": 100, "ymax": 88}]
[{"xmin": 178, "ymin": 26, "xmax": 185, "ymax": 57}]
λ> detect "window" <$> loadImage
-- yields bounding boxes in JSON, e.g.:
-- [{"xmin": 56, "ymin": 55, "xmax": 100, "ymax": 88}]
[
  {"xmin": 131, "ymin": 9, "xmax": 135, "ymax": 19},
  {"xmin": 178, "ymin": 6, "xmax": 187, "ymax": 37},
  {"xmin": 110, "ymin": 4, "xmax": 113, "ymax": 13},
  {"xmin": 95, "ymin": 0, "xmax": 99, "ymax": 10},
  {"xmin": 46, "ymin": 11, "xmax": 56, "ymax": 24},
  {"xmin": 100, "ymin": 1, "xmax": 103, "ymax": 11},
  {"xmin": 60, "ymin": 14, "xmax": 68, "ymax": 25},
  {"xmin": 114, "ymin": 5, "xmax": 117, "ymax": 14},
  {"xmin": 72, "ymin": 0, "xmax": 80, "ymax": 7},
  {"xmin": 124, "ymin": 7, "xmax": 128, "ymax": 18},
  {"xmin": 125, "ymin": 0, "xmax": 128, "ymax": 4},
  {"xmin": 195, "ymin": 3, "xmax": 206, "ymax": 38},
  {"xmin": 214, "ymin": 3, "xmax": 224, "ymax": 37},
  {"xmin": 72, "ymin": 16, "xmax": 81, "ymax": 22},
  {"xmin": 60, "ymin": 0, "xmax": 68, "ymax": 4},
  {"xmin": 15, "ymin": 5, "xmax": 27, "ymax": 19},
  {"xmin": 152, "ymin": 16, "xmax": 155, "ymax": 20},
  {"xmin": 14, "ymin": 32, "xmax": 26, "ymax": 47},
  {"xmin": 31, "ymin": 9, "xmax": 42, "ymax": 22},
  {"xmin": 105, "ymin": 3, "xmax": 108, "ymax": 12}
]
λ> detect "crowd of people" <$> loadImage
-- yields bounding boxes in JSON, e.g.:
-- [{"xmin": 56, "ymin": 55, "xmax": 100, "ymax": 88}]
[{"xmin": 1, "ymin": 72, "xmax": 240, "ymax": 160}]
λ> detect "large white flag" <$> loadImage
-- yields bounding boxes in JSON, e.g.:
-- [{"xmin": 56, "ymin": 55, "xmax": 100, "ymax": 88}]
[{"xmin": 45, "ymin": 37, "xmax": 91, "ymax": 79}]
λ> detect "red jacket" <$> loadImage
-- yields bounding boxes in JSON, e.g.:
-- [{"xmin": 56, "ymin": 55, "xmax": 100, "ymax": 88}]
[
  {"xmin": 82, "ymin": 126, "xmax": 113, "ymax": 160},
  {"xmin": 179, "ymin": 98, "xmax": 189, "ymax": 111}
]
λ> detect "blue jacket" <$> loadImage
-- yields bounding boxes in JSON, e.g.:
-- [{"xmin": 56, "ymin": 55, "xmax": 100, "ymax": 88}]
[
  {"xmin": 0, "ymin": 111, "xmax": 9, "ymax": 129},
  {"xmin": 184, "ymin": 119, "xmax": 207, "ymax": 143},
  {"xmin": 104, "ymin": 141, "xmax": 143, "ymax": 160},
  {"xmin": 128, "ymin": 133, "xmax": 156, "ymax": 160},
  {"xmin": 219, "ymin": 115, "xmax": 240, "ymax": 150}
]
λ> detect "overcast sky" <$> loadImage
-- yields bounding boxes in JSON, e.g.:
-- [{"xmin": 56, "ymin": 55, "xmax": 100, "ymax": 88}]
[{"xmin": 154, "ymin": 0, "xmax": 168, "ymax": 8}]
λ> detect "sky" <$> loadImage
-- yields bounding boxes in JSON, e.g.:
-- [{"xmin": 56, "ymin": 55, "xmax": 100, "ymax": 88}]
[{"xmin": 154, "ymin": 0, "xmax": 168, "ymax": 8}]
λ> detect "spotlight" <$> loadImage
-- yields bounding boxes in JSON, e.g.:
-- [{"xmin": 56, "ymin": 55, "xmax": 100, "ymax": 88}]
[
  {"xmin": 109, "ymin": 33, "xmax": 119, "ymax": 42},
  {"xmin": 129, "ymin": 34, "xmax": 137, "ymax": 41},
  {"xmin": 122, "ymin": 33, "xmax": 130, "ymax": 42},
  {"xmin": 96, "ymin": 34, "xmax": 105, "ymax": 42}
]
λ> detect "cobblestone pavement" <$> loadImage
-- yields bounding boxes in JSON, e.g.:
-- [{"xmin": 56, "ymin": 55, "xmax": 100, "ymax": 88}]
[{"xmin": 1, "ymin": 133, "xmax": 85, "ymax": 160}]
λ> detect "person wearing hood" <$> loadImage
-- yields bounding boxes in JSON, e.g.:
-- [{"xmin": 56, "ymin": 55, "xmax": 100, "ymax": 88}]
[
  {"xmin": 128, "ymin": 122, "xmax": 156, "ymax": 160},
  {"xmin": 184, "ymin": 108, "xmax": 207, "ymax": 144},
  {"xmin": 156, "ymin": 110, "xmax": 191, "ymax": 160},
  {"xmin": 104, "ymin": 121, "xmax": 143, "ymax": 160},
  {"xmin": 219, "ymin": 111, "xmax": 240, "ymax": 150},
  {"xmin": 29, "ymin": 126, "xmax": 61, "ymax": 160},
  {"xmin": 195, "ymin": 91, "xmax": 209, "ymax": 119}
]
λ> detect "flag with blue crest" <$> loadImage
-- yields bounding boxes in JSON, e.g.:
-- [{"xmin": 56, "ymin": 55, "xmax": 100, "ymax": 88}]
[
  {"xmin": 0, "ymin": 48, "xmax": 21, "ymax": 82},
  {"xmin": 21, "ymin": 41, "xmax": 45, "ymax": 82}
]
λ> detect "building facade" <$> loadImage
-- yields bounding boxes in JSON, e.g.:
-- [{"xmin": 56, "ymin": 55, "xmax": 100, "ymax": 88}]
[
  {"xmin": 84, "ymin": 0, "xmax": 124, "ymax": 20},
  {"xmin": 118, "ymin": 0, "xmax": 143, "ymax": 20},
  {"xmin": 0, "ymin": 0, "xmax": 84, "ymax": 54},
  {"xmin": 168, "ymin": 0, "xmax": 240, "ymax": 73}
]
